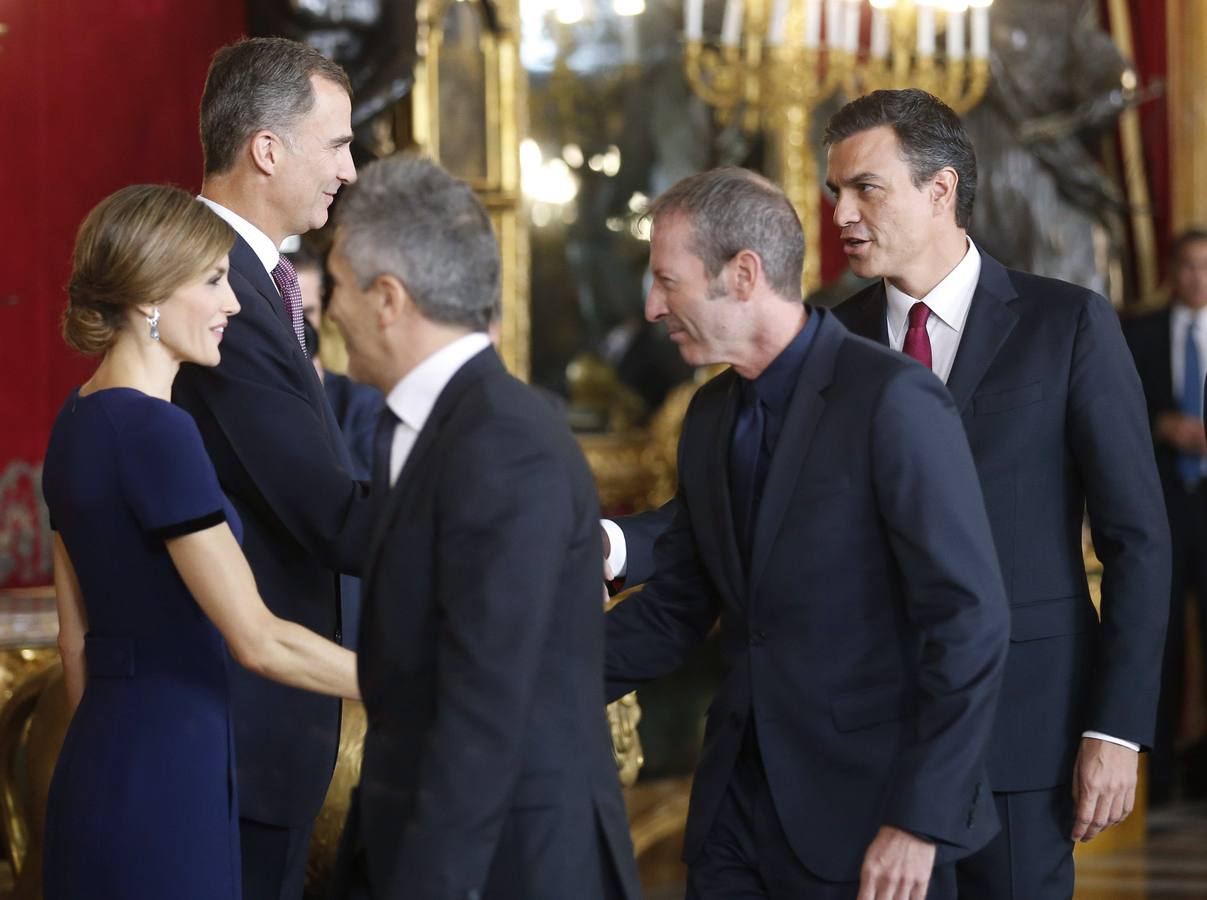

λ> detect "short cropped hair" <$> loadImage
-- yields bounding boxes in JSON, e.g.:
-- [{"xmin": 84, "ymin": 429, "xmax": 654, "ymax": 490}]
[
  {"xmin": 337, "ymin": 156, "xmax": 500, "ymax": 332},
  {"xmin": 648, "ymin": 167, "xmax": 805, "ymax": 300},
  {"xmin": 200, "ymin": 37, "xmax": 351, "ymax": 176},
  {"xmin": 824, "ymin": 88, "xmax": 978, "ymax": 229},
  {"xmin": 64, "ymin": 185, "xmax": 234, "ymax": 355},
  {"xmin": 1171, "ymin": 228, "xmax": 1207, "ymax": 264}
]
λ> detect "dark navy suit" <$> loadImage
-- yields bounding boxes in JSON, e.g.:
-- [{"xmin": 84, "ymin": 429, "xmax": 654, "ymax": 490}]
[
  {"xmin": 834, "ymin": 254, "xmax": 1169, "ymax": 897},
  {"xmin": 174, "ymin": 233, "xmax": 375, "ymax": 897},
  {"xmin": 607, "ymin": 309, "xmax": 1010, "ymax": 896},
  {"xmin": 333, "ymin": 347, "xmax": 640, "ymax": 900}
]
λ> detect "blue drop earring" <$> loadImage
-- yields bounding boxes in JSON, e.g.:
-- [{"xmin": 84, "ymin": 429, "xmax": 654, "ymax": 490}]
[{"xmin": 147, "ymin": 307, "xmax": 161, "ymax": 342}]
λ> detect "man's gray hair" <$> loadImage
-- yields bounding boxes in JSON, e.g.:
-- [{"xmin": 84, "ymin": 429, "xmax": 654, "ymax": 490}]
[
  {"xmin": 337, "ymin": 156, "xmax": 500, "ymax": 332},
  {"xmin": 648, "ymin": 167, "xmax": 805, "ymax": 300},
  {"xmin": 200, "ymin": 37, "xmax": 352, "ymax": 176}
]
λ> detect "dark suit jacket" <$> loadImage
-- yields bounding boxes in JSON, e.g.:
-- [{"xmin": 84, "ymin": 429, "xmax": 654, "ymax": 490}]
[
  {"xmin": 1123, "ymin": 308, "xmax": 1188, "ymax": 499},
  {"xmin": 339, "ymin": 347, "xmax": 639, "ymax": 900},
  {"xmin": 324, "ymin": 370, "xmax": 385, "ymax": 480},
  {"xmin": 173, "ymin": 233, "xmax": 374, "ymax": 825},
  {"xmin": 835, "ymin": 252, "xmax": 1170, "ymax": 792},
  {"xmin": 607, "ymin": 309, "xmax": 1010, "ymax": 882}
]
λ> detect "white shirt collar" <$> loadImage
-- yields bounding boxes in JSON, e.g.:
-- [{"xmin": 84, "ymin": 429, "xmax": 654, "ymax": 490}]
[
  {"xmin": 1171, "ymin": 301, "xmax": 1207, "ymax": 331},
  {"xmin": 385, "ymin": 332, "xmax": 493, "ymax": 433},
  {"xmin": 197, "ymin": 196, "xmax": 281, "ymax": 276},
  {"xmin": 885, "ymin": 237, "xmax": 981, "ymax": 338}
]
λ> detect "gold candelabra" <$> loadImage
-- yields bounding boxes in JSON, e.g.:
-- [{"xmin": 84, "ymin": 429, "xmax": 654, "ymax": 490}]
[{"xmin": 683, "ymin": 0, "xmax": 993, "ymax": 293}]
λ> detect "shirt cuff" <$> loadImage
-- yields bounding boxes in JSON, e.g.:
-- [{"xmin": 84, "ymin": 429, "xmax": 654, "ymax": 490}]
[
  {"xmin": 1082, "ymin": 731, "xmax": 1141, "ymax": 752},
  {"xmin": 601, "ymin": 518, "xmax": 627, "ymax": 579}
]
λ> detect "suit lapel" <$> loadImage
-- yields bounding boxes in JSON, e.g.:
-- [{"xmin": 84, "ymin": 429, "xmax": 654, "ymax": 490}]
[
  {"xmin": 229, "ymin": 234, "xmax": 291, "ymax": 330},
  {"xmin": 363, "ymin": 348, "xmax": 500, "ymax": 588},
  {"xmin": 701, "ymin": 374, "xmax": 746, "ymax": 604},
  {"xmin": 944, "ymin": 253, "xmax": 1020, "ymax": 416},
  {"xmin": 748, "ymin": 310, "xmax": 840, "ymax": 589},
  {"xmin": 841, "ymin": 287, "xmax": 890, "ymax": 344}
]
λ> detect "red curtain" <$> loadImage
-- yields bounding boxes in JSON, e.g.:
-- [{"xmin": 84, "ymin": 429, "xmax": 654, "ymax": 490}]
[
  {"xmin": 1121, "ymin": 0, "xmax": 1172, "ymax": 282},
  {"xmin": 0, "ymin": 0, "xmax": 245, "ymax": 587}
]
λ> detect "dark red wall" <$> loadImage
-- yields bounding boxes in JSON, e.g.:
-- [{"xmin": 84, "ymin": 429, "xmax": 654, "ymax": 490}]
[{"xmin": 0, "ymin": 0, "xmax": 245, "ymax": 587}]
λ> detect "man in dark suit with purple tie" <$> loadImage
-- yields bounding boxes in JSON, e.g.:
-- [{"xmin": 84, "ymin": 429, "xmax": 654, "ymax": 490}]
[{"xmin": 172, "ymin": 38, "xmax": 375, "ymax": 899}]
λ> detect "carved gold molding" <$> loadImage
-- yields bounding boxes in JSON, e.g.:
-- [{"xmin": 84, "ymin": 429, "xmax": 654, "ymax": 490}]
[
  {"xmin": 411, "ymin": 0, "xmax": 530, "ymax": 380},
  {"xmin": 1106, "ymin": 0, "xmax": 1158, "ymax": 302},
  {"xmin": 1167, "ymin": 0, "xmax": 1207, "ymax": 235}
]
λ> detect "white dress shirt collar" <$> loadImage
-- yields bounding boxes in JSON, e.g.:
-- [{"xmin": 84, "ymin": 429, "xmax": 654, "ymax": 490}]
[
  {"xmin": 1170, "ymin": 301, "xmax": 1207, "ymax": 333},
  {"xmin": 885, "ymin": 237, "xmax": 981, "ymax": 342},
  {"xmin": 197, "ymin": 196, "xmax": 281, "ymax": 277},
  {"xmin": 382, "ymin": 332, "xmax": 493, "ymax": 487}
]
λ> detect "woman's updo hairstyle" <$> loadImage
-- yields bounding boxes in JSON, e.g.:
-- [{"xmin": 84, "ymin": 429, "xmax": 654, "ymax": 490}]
[{"xmin": 64, "ymin": 185, "xmax": 235, "ymax": 355}]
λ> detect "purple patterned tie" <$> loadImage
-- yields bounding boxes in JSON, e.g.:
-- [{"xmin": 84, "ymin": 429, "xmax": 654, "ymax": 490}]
[{"xmin": 271, "ymin": 256, "xmax": 308, "ymax": 357}]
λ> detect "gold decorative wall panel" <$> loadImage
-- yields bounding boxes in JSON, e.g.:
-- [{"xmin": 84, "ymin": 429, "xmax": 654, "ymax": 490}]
[{"xmin": 411, "ymin": 0, "xmax": 530, "ymax": 380}]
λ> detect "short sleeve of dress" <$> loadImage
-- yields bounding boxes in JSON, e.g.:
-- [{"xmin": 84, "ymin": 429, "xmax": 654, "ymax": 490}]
[{"xmin": 115, "ymin": 401, "xmax": 228, "ymax": 539}]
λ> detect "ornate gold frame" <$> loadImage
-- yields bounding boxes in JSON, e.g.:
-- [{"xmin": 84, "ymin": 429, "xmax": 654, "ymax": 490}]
[{"xmin": 409, "ymin": 0, "xmax": 530, "ymax": 380}]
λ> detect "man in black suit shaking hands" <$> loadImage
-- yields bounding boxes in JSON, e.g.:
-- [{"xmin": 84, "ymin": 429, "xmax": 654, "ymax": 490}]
[
  {"xmin": 604, "ymin": 166, "xmax": 1010, "ymax": 899},
  {"xmin": 326, "ymin": 156, "xmax": 640, "ymax": 900},
  {"xmin": 173, "ymin": 38, "xmax": 374, "ymax": 900}
]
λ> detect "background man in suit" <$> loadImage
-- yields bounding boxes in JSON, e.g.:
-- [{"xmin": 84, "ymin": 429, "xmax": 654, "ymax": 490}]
[
  {"xmin": 1123, "ymin": 229, "xmax": 1207, "ymax": 804},
  {"xmin": 172, "ymin": 38, "xmax": 374, "ymax": 899},
  {"xmin": 605, "ymin": 167, "xmax": 1010, "ymax": 899},
  {"xmin": 823, "ymin": 89, "xmax": 1169, "ymax": 898},
  {"xmin": 325, "ymin": 156, "xmax": 640, "ymax": 900}
]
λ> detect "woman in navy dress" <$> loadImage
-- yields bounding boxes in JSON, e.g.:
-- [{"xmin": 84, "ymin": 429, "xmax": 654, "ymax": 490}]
[{"xmin": 40, "ymin": 185, "xmax": 360, "ymax": 900}]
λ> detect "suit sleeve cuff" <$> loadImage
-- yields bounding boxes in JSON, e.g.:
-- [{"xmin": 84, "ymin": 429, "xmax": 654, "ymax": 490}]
[
  {"xmin": 601, "ymin": 518, "xmax": 627, "ymax": 579},
  {"xmin": 1082, "ymin": 731, "xmax": 1141, "ymax": 752}
]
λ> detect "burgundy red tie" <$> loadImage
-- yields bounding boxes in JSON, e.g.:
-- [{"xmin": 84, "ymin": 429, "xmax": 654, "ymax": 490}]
[
  {"xmin": 271, "ymin": 256, "xmax": 309, "ymax": 358},
  {"xmin": 903, "ymin": 301, "xmax": 933, "ymax": 371}
]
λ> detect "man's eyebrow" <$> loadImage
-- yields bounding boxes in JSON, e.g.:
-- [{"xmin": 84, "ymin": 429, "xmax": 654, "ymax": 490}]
[{"xmin": 330, "ymin": 134, "xmax": 354, "ymax": 149}]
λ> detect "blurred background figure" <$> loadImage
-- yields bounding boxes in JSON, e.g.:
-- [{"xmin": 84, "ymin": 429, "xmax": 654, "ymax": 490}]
[
  {"xmin": 1124, "ymin": 229, "xmax": 1207, "ymax": 806},
  {"xmin": 290, "ymin": 241, "xmax": 383, "ymax": 652}
]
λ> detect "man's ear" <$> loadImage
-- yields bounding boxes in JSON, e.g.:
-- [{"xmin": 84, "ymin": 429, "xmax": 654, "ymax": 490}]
[
  {"xmin": 249, "ymin": 130, "xmax": 285, "ymax": 177},
  {"xmin": 931, "ymin": 167, "xmax": 959, "ymax": 219},
  {"xmin": 730, "ymin": 249, "xmax": 764, "ymax": 300},
  {"xmin": 375, "ymin": 274, "xmax": 411, "ymax": 328}
]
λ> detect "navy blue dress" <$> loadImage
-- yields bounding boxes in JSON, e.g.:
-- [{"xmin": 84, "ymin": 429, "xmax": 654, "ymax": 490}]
[{"xmin": 41, "ymin": 388, "xmax": 243, "ymax": 900}]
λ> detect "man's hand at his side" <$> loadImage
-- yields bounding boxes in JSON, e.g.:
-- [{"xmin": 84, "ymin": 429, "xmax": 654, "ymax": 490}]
[
  {"xmin": 857, "ymin": 825, "xmax": 936, "ymax": 900},
  {"xmin": 1071, "ymin": 737, "xmax": 1138, "ymax": 842}
]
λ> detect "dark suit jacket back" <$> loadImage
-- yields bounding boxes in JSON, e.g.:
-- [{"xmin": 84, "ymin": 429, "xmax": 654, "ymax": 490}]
[
  {"xmin": 836, "ymin": 252, "xmax": 1169, "ymax": 792},
  {"xmin": 608, "ymin": 310, "xmax": 1009, "ymax": 881},
  {"xmin": 347, "ymin": 347, "xmax": 640, "ymax": 900},
  {"xmin": 173, "ymin": 234, "xmax": 374, "ymax": 825}
]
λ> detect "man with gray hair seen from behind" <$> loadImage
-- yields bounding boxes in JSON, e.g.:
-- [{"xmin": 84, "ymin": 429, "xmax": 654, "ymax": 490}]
[
  {"xmin": 325, "ymin": 155, "xmax": 641, "ymax": 900},
  {"xmin": 173, "ymin": 37, "xmax": 376, "ymax": 900}
]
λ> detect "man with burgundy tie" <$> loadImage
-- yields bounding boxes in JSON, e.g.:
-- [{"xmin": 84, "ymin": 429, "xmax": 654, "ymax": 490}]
[
  {"xmin": 1123, "ymin": 229, "xmax": 1207, "ymax": 805},
  {"xmin": 604, "ymin": 166, "xmax": 1010, "ymax": 899},
  {"xmin": 173, "ymin": 38, "xmax": 374, "ymax": 900},
  {"xmin": 823, "ymin": 89, "xmax": 1169, "ymax": 898}
]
